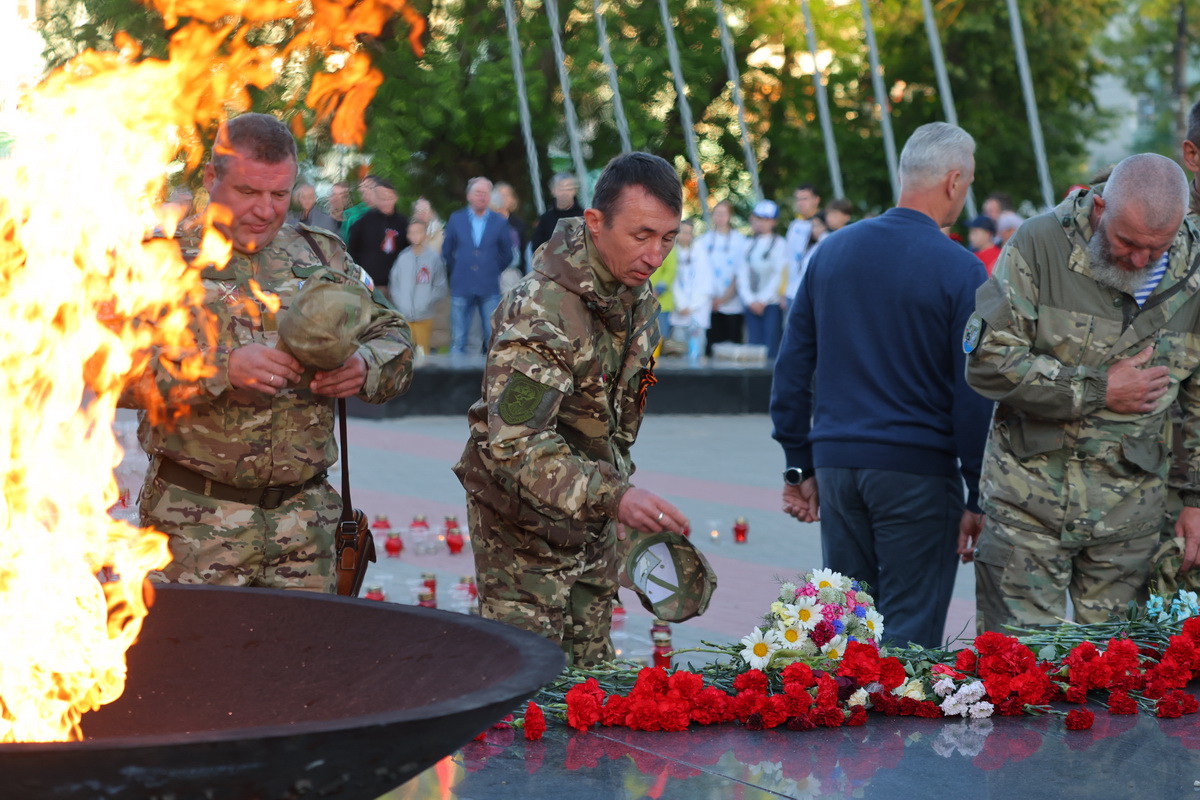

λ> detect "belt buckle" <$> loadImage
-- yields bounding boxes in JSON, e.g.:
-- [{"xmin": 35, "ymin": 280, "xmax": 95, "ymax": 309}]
[{"xmin": 260, "ymin": 486, "xmax": 286, "ymax": 510}]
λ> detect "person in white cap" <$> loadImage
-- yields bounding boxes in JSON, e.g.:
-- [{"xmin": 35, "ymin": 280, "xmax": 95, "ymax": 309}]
[{"xmin": 738, "ymin": 199, "xmax": 789, "ymax": 359}]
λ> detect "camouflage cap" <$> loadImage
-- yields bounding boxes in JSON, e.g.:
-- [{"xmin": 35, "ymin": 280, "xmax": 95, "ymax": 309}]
[
  {"xmin": 618, "ymin": 528, "xmax": 717, "ymax": 622},
  {"xmin": 277, "ymin": 267, "xmax": 374, "ymax": 370}
]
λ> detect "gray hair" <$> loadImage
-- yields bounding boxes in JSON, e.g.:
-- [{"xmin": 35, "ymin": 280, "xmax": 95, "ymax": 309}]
[
  {"xmin": 898, "ymin": 122, "xmax": 975, "ymax": 189},
  {"xmin": 466, "ymin": 176, "xmax": 493, "ymax": 194},
  {"xmin": 1103, "ymin": 153, "xmax": 1189, "ymax": 230}
]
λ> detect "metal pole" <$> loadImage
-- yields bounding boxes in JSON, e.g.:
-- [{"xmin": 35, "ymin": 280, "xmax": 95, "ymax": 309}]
[
  {"xmin": 657, "ymin": 0, "xmax": 710, "ymax": 221},
  {"xmin": 920, "ymin": 0, "xmax": 976, "ymax": 219},
  {"xmin": 593, "ymin": 0, "xmax": 632, "ymax": 153},
  {"xmin": 859, "ymin": 0, "xmax": 899, "ymax": 203},
  {"xmin": 712, "ymin": 0, "xmax": 761, "ymax": 200},
  {"xmin": 801, "ymin": 0, "xmax": 843, "ymax": 199},
  {"xmin": 1004, "ymin": 0, "xmax": 1054, "ymax": 209},
  {"xmin": 502, "ymin": 0, "xmax": 546, "ymax": 215},
  {"xmin": 545, "ymin": 0, "xmax": 592, "ymax": 206}
]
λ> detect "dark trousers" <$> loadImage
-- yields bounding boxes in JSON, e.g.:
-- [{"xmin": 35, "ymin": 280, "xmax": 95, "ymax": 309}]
[
  {"xmin": 744, "ymin": 304, "xmax": 783, "ymax": 359},
  {"xmin": 817, "ymin": 467, "xmax": 962, "ymax": 648},
  {"xmin": 706, "ymin": 311, "xmax": 744, "ymax": 356}
]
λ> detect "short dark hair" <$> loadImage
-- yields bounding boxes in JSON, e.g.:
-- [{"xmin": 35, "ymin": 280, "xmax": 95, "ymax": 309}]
[
  {"xmin": 372, "ymin": 176, "xmax": 396, "ymax": 193},
  {"xmin": 590, "ymin": 152, "xmax": 682, "ymax": 222},
  {"xmin": 827, "ymin": 198, "xmax": 852, "ymax": 215},
  {"xmin": 1188, "ymin": 98, "xmax": 1200, "ymax": 148},
  {"xmin": 985, "ymin": 191, "xmax": 1012, "ymax": 211},
  {"xmin": 794, "ymin": 183, "xmax": 818, "ymax": 195},
  {"xmin": 212, "ymin": 113, "xmax": 296, "ymax": 178}
]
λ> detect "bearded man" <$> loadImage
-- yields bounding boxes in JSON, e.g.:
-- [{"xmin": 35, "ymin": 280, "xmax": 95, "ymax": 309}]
[{"xmin": 965, "ymin": 153, "xmax": 1200, "ymax": 632}]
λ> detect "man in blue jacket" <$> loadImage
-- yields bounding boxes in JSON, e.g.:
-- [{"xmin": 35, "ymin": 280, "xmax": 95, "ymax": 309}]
[
  {"xmin": 442, "ymin": 177, "xmax": 518, "ymax": 354},
  {"xmin": 770, "ymin": 122, "xmax": 992, "ymax": 648}
]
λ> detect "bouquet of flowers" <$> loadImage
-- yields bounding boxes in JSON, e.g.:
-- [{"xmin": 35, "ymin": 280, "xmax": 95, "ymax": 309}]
[{"xmin": 738, "ymin": 569, "xmax": 885, "ymax": 670}]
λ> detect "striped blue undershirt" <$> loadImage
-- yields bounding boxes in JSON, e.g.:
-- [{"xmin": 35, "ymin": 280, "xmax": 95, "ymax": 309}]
[{"xmin": 1134, "ymin": 252, "xmax": 1170, "ymax": 307}]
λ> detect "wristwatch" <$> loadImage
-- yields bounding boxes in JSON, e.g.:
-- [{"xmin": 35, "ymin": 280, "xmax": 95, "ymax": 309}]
[{"xmin": 783, "ymin": 467, "xmax": 814, "ymax": 486}]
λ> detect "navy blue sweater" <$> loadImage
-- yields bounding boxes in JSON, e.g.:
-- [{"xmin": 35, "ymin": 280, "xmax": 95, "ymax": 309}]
[{"xmin": 770, "ymin": 207, "xmax": 992, "ymax": 511}]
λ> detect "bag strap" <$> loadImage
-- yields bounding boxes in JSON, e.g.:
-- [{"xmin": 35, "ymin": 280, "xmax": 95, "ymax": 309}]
[{"xmin": 294, "ymin": 224, "xmax": 357, "ymax": 528}]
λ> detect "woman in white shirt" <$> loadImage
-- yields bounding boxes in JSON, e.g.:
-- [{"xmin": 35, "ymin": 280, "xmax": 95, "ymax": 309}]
[
  {"xmin": 694, "ymin": 200, "xmax": 749, "ymax": 355},
  {"xmin": 668, "ymin": 219, "xmax": 712, "ymax": 362},
  {"xmin": 738, "ymin": 200, "xmax": 789, "ymax": 358}
]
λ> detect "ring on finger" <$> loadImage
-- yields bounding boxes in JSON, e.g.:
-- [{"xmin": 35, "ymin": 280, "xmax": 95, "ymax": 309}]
[{"xmin": 656, "ymin": 511, "xmax": 664, "ymax": 523}]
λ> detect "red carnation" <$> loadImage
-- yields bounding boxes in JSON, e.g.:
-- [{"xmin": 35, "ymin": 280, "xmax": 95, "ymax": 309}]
[
  {"xmin": 631, "ymin": 667, "xmax": 669, "ymax": 698},
  {"xmin": 813, "ymin": 707, "xmax": 844, "ymax": 727},
  {"xmin": 566, "ymin": 679, "xmax": 605, "ymax": 732},
  {"xmin": 955, "ymin": 649, "xmax": 978, "ymax": 674},
  {"xmin": 524, "ymin": 702, "xmax": 546, "ymax": 741},
  {"xmin": 914, "ymin": 700, "xmax": 943, "ymax": 718},
  {"xmin": 602, "ymin": 694, "xmax": 629, "ymax": 727},
  {"xmin": 871, "ymin": 691, "xmax": 900, "ymax": 716},
  {"xmin": 786, "ymin": 713, "xmax": 815, "ymax": 731},
  {"xmin": 1064, "ymin": 709, "xmax": 1094, "ymax": 730},
  {"xmin": 782, "ymin": 662, "xmax": 816, "ymax": 690},
  {"xmin": 814, "ymin": 672, "xmax": 840, "ymax": 710},
  {"xmin": 668, "ymin": 670, "xmax": 704, "ymax": 699},
  {"xmin": 690, "ymin": 686, "xmax": 734, "ymax": 726},
  {"xmin": 847, "ymin": 705, "xmax": 868, "ymax": 726},
  {"xmin": 1183, "ymin": 617, "xmax": 1200, "ymax": 644},
  {"xmin": 879, "ymin": 658, "xmax": 907, "ymax": 691},
  {"xmin": 1107, "ymin": 690, "xmax": 1138, "ymax": 715},
  {"xmin": 838, "ymin": 642, "xmax": 882, "ymax": 686},
  {"xmin": 1158, "ymin": 696, "xmax": 1184, "ymax": 719},
  {"xmin": 897, "ymin": 697, "xmax": 919, "ymax": 716},
  {"xmin": 811, "ymin": 620, "xmax": 836, "ymax": 647},
  {"xmin": 734, "ymin": 669, "xmax": 769, "ymax": 694},
  {"xmin": 1065, "ymin": 686, "xmax": 1088, "ymax": 704},
  {"xmin": 1166, "ymin": 690, "xmax": 1199, "ymax": 715}
]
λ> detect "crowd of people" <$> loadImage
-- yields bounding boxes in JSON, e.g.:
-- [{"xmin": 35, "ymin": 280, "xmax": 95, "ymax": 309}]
[{"xmin": 286, "ymin": 165, "xmax": 1028, "ymax": 365}]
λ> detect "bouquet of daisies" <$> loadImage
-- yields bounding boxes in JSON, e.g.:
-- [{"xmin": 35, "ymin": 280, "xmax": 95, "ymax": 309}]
[{"xmin": 739, "ymin": 568, "xmax": 885, "ymax": 670}]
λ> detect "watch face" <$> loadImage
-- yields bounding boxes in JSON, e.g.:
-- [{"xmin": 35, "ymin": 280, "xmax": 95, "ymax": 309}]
[{"xmin": 783, "ymin": 468, "xmax": 803, "ymax": 486}]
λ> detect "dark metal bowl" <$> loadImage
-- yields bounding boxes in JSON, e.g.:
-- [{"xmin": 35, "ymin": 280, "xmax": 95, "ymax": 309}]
[{"xmin": 0, "ymin": 584, "xmax": 565, "ymax": 799}]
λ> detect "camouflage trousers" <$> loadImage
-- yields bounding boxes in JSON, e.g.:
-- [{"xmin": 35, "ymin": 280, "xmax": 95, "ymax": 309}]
[
  {"xmin": 139, "ymin": 472, "xmax": 340, "ymax": 593},
  {"xmin": 467, "ymin": 497, "xmax": 618, "ymax": 668},
  {"xmin": 974, "ymin": 516, "xmax": 1157, "ymax": 632}
]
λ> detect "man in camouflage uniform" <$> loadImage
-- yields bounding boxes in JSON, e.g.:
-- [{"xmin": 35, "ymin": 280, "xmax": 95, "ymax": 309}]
[
  {"xmin": 966, "ymin": 153, "xmax": 1200, "ymax": 631},
  {"xmin": 454, "ymin": 152, "xmax": 689, "ymax": 667},
  {"xmin": 133, "ymin": 114, "xmax": 412, "ymax": 592}
]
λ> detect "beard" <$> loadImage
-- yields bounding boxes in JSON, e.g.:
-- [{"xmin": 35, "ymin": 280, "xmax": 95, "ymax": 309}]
[{"xmin": 1087, "ymin": 223, "xmax": 1150, "ymax": 296}]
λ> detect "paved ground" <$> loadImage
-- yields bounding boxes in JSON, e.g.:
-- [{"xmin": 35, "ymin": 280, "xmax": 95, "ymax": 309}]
[{"xmin": 343, "ymin": 412, "xmax": 979, "ymax": 661}]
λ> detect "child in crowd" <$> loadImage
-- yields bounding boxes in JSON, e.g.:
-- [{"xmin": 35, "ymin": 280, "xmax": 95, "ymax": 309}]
[
  {"xmin": 669, "ymin": 219, "xmax": 712, "ymax": 364},
  {"xmin": 389, "ymin": 219, "xmax": 448, "ymax": 356},
  {"xmin": 738, "ymin": 200, "xmax": 788, "ymax": 359}
]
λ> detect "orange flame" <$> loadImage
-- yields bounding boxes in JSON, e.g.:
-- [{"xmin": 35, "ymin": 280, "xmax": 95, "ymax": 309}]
[{"xmin": 0, "ymin": 0, "xmax": 420, "ymax": 742}]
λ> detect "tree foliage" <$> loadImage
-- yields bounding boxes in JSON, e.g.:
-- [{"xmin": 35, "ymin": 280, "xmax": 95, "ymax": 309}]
[{"xmin": 37, "ymin": 0, "xmax": 1133, "ymax": 220}]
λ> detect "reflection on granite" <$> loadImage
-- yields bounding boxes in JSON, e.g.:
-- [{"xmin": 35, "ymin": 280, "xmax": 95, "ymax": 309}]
[{"xmin": 382, "ymin": 701, "xmax": 1200, "ymax": 800}]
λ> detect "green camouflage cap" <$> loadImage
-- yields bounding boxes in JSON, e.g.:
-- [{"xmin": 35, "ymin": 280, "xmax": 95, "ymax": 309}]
[
  {"xmin": 618, "ymin": 528, "xmax": 717, "ymax": 622},
  {"xmin": 277, "ymin": 267, "xmax": 374, "ymax": 370}
]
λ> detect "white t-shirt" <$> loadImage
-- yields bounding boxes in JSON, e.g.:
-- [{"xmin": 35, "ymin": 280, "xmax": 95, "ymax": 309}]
[
  {"xmin": 785, "ymin": 217, "xmax": 815, "ymax": 301},
  {"xmin": 669, "ymin": 244, "xmax": 714, "ymax": 330},
  {"xmin": 738, "ymin": 234, "xmax": 788, "ymax": 308},
  {"xmin": 695, "ymin": 228, "xmax": 749, "ymax": 315}
]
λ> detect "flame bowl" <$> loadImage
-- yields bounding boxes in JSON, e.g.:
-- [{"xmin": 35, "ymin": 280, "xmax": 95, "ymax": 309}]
[{"xmin": 0, "ymin": 584, "xmax": 565, "ymax": 799}]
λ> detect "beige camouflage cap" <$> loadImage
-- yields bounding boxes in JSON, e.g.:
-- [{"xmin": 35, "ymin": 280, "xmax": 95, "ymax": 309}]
[
  {"xmin": 277, "ymin": 267, "xmax": 374, "ymax": 370},
  {"xmin": 618, "ymin": 528, "xmax": 717, "ymax": 622}
]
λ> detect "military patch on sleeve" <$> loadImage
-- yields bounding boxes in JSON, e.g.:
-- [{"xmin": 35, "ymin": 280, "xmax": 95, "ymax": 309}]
[
  {"xmin": 963, "ymin": 315, "xmax": 985, "ymax": 354},
  {"xmin": 499, "ymin": 372, "xmax": 552, "ymax": 426}
]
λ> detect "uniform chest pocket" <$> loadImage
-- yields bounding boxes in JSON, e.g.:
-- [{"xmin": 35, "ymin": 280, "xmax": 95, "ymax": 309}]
[
  {"xmin": 1153, "ymin": 330, "xmax": 1200, "ymax": 380},
  {"xmin": 1033, "ymin": 309, "xmax": 1098, "ymax": 368}
]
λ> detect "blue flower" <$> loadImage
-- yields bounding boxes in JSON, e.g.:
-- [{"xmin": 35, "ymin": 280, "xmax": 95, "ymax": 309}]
[
  {"xmin": 854, "ymin": 606, "xmax": 867, "ymax": 618},
  {"xmin": 851, "ymin": 580, "xmax": 861, "ymax": 591},
  {"xmin": 1147, "ymin": 595, "xmax": 1167, "ymax": 622},
  {"xmin": 832, "ymin": 619, "xmax": 845, "ymax": 634}
]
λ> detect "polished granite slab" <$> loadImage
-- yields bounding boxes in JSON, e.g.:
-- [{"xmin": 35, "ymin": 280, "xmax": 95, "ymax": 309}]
[{"xmin": 384, "ymin": 705, "xmax": 1200, "ymax": 800}]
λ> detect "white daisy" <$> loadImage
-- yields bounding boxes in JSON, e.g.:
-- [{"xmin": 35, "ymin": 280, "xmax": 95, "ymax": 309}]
[
  {"xmin": 820, "ymin": 634, "xmax": 848, "ymax": 661},
  {"xmin": 793, "ymin": 596, "xmax": 821, "ymax": 630},
  {"xmin": 776, "ymin": 621, "xmax": 806, "ymax": 648},
  {"xmin": 863, "ymin": 609, "xmax": 885, "ymax": 641},
  {"xmin": 740, "ymin": 627, "xmax": 783, "ymax": 670},
  {"xmin": 810, "ymin": 568, "xmax": 850, "ymax": 591}
]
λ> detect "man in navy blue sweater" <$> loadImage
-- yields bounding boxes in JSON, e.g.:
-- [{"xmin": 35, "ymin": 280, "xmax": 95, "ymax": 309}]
[{"xmin": 770, "ymin": 122, "xmax": 992, "ymax": 649}]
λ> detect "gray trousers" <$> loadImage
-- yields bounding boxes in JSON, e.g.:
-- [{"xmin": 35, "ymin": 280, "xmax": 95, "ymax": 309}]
[{"xmin": 817, "ymin": 467, "xmax": 962, "ymax": 648}]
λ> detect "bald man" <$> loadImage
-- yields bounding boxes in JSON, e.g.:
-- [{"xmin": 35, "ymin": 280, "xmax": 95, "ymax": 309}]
[{"xmin": 964, "ymin": 153, "xmax": 1200, "ymax": 633}]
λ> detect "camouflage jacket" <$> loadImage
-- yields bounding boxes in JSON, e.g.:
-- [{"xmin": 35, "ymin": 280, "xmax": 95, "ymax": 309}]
[
  {"xmin": 136, "ymin": 224, "xmax": 413, "ymax": 488},
  {"xmin": 453, "ymin": 217, "xmax": 661, "ymax": 547},
  {"xmin": 966, "ymin": 187, "xmax": 1200, "ymax": 542}
]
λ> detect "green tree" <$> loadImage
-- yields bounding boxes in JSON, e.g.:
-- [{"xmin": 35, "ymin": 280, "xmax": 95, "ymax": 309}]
[{"xmin": 1106, "ymin": 0, "xmax": 1199, "ymax": 157}]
